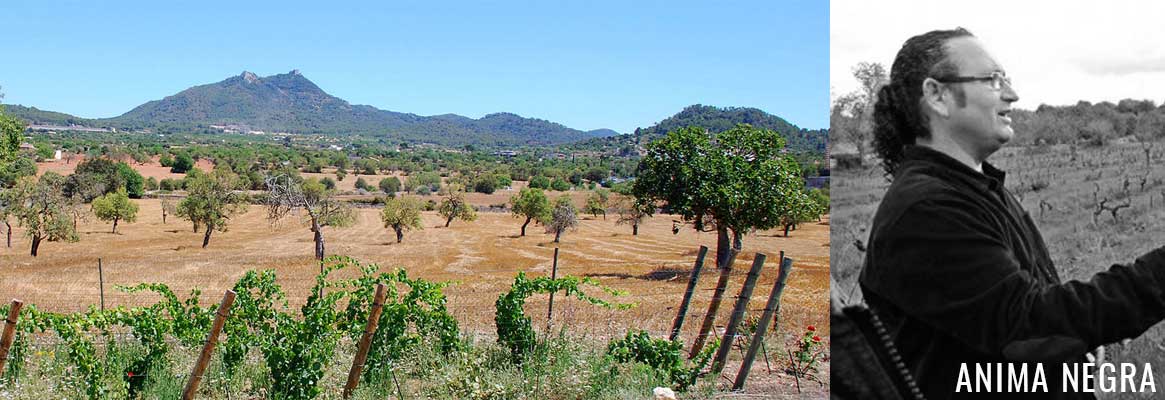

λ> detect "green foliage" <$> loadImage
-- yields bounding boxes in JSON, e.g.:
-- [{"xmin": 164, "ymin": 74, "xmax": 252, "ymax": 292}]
[
  {"xmin": 177, "ymin": 169, "xmax": 247, "ymax": 247},
  {"xmin": 495, "ymin": 272, "xmax": 629, "ymax": 363},
  {"xmin": 9, "ymin": 172, "xmax": 79, "ymax": 256},
  {"xmin": 584, "ymin": 189, "xmax": 609, "ymax": 218},
  {"xmin": 509, "ymin": 187, "xmax": 551, "ymax": 236},
  {"xmin": 171, "ymin": 152, "xmax": 195, "ymax": 173},
  {"xmin": 437, "ymin": 190, "xmax": 477, "ymax": 227},
  {"xmin": 354, "ymin": 176, "xmax": 369, "ymax": 191},
  {"xmin": 91, "ymin": 188, "xmax": 139, "ymax": 233},
  {"xmin": 378, "ymin": 176, "xmax": 401, "ymax": 193},
  {"xmin": 606, "ymin": 330, "xmax": 718, "ymax": 391},
  {"xmin": 528, "ymin": 175, "xmax": 551, "ymax": 189},
  {"xmin": 159, "ymin": 152, "xmax": 174, "ymax": 167},
  {"xmin": 0, "ymin": 109, "xmax": 24, "ymax": 165},
  {"xmin": 222, "ymin": 270, "xmax": 286, "ymax": 374},
  {"xmin": 381, "ymin": 196, "xmax": 424, "ymax": 242},
  {"xmin": 472, "ymin": 174, "xmax": 497, "ymax": 194},
  {"xmin": 320, "ymin": 176, "xmax": 337, "ymax": 190},
  {"xmin": 116, "ymin": 162, "xmax": 145, "ymax": 198},
  {"xmin": 550, "ymin": 177, "xmax": 571, "ymax": 191},
  {"xmin": 262, "ymin": 267, "xmax": 345, "ymax": 400},
  {"xmin": 405, "ymin": 171, "xmax": 441, "ymax": 194},
  {"xmin": 0, "ymin": 156, "xmax": 36, "ymax": 187},
  {"xmin": 633, "ymin": 124, "xmax": 808, "ymax": 255}
]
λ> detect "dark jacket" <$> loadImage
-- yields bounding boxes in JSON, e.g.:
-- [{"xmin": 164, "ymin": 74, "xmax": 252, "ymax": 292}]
[{"xmin": 859, "ymin": 145, "xmax": 1165, "ymax": 399}]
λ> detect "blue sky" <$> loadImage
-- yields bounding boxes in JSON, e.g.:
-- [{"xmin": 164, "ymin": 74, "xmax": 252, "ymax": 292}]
[{"xmin": 0, "ymin": 0, "xmax": 827, "ymax": 133}]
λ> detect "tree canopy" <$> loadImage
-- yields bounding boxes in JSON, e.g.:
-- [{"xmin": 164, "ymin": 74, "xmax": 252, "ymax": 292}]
[
  {"xmin": 381, "ymin": 196, "xmax": 423, "ymax": 243},
  {"xmin": 510, "ymin": 187, "xmax": 551, "ymax": 236},
  {"xmin": 92, "ymin": 187, "xmax": 139, "ymax": 234}
]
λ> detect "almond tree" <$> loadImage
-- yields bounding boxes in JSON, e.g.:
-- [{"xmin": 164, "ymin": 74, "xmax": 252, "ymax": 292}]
[
  {"xmin": 545, "ymin": 196, "xmax": 578, "ymax": 243},
  {"xmin": 92, "ymin": 188, "xmax": 139, "ymax": 234},
  {"xmin": 9, "ymin": 173, "xmax": 79, "ymax": 256},
  {"xmin": 266, "ymin": 174, "xmax": 354, "ymax": 260},
  {"xmin": 510, "ymin": 187, "xmax": 551, "ymax": 236},
  {"xmin": 437, "ymin": 188, "xmax": 477, "ymax": 227},
  {"xmin": 614, "ymin": 195, "xmax": 652, "ymax": 236},
  {"xmin": 177, "ymin": 169, "xmax": 247, "ymax": 248},
  {"xmin": 380, "ymin": 196, "xmax": 423, "ymax": 243}
]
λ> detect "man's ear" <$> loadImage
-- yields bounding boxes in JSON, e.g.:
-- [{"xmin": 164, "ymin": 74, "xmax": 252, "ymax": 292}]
[{"xmin": 922, "ymin": 77, "xmax": 949, "ymax": 118}]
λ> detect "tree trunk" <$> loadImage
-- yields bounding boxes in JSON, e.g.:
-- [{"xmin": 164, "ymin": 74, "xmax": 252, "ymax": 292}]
[
  {"xmin": 715, "ymin": 226, "xmax": 730, "ymax": 269},
  {"xmin": 312, "ymin": 219, "xmax": 325, "ymax": 261},
  {"xmin": 554, "ymin": 229, "xmax": 562, "ymax": 243},
  {"xmin": 30, "ymin": 235, "xmax": 42, "ymax": 257},
  {"xmin": 202, "ymin": 222, "xmax": 213, "ymax": 248},
  {"xmin": 5, "ymin": 221, "xmax": 11, "ymax": 248},
  {"xmin": 193, "ymin": 222, "xmax": 199, "ymax": 233},
  {"xmin": 445, "ymin": 216, "xmax": 453, "ymax": 228},
  {"xmin": 784, "ymin": 223, "xmax": 791, "ymax": 237},
  {"xmin": 394, "ymin": 225, "xmax": 404, "ymax": 243},
  {"xmin": 162, "ymin": 210, "xmax": 167, "ymax": 224},
  {"xmin": 521, "ymin": 216, "xmax": 531, "ymax": 236},
  {"xmin": 112, "ymin": 218, "xmax": 119, "ymax": 234},
  {"xmin": 632, "ymin": 223, "xmax": 639, "ymax": 236}
]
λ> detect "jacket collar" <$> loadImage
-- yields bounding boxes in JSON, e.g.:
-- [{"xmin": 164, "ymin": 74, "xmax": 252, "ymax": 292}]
[{"xmin": 896, "ymin": 145, "xmax": 1006, "ymax": 193}]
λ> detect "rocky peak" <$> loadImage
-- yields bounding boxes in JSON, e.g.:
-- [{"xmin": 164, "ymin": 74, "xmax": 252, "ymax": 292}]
[
  {"xmin": 241, "ymin": 71, "xmax": 259, "ymax": 83},
  {"xmin": 290, "ymin": 69, "xmax": 301, "ymax": 76}
]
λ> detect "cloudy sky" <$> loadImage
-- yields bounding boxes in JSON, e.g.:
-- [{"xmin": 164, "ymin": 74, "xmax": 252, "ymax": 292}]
[{"xmin": 832, "ymin": 0, "xmax": 1165, "ymax": 110}]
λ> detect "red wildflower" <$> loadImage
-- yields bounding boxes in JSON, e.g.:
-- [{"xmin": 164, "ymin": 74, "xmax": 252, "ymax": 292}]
[
  {"xmin": 812, "ymin": 335, "xmax": 822, "ymax": 342},
  {"xmin": 807, "ymin": 325, "xmax": 816, "ymax": 332},
  {"xmin": 127, "ymin": 372, "xmax": 134, "ymax": 378}
]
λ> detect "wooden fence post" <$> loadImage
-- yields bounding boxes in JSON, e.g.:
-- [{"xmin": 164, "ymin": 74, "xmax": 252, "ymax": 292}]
[
  {"xmin": 98, "ymin": 258, "xmax": 105, "ymax": 311},
  {"xmin": 182, "ymin": 290, "xmax": 236, "ymax": 400},
  {"xmin": 670, "ymin": 246, "xmax": 708, "ymax": 341},
  {"xmin": 690, "ymin": 247, "xmax": 739, "ymax": 358},
  {"xmin": 546, "ymin": 248, "xmax": 560, "ymax": 333},
  {"xmin": 343, "ymin": 283, "xmax": 389, "ymax": 399},
  {"xmin": 0, "ymin": 300, "xmax": 24, "ymax": 377},
  {"xmin": 712, "ymin": 253, "xmax": 768, "ymax": 374},
  {"xmin": 733, "ymin": 255, "xmax": 794, "ymax": 390}
]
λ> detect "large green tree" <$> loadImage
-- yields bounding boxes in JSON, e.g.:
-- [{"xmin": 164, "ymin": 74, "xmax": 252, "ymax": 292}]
[
  {"xmin": 177, "ymin": 169, "xmax": 247, "ymax": 248},
  {"xmin": 380, "ymin": 196, "xmax": 423, "ymax": 243},
  {"xmin": 633, "ymin": 124, "xmax": 809, "ymax": 269},
  {"xmin": 509, "ymin": 187, "xmax": 551, "ymax": 236},
  {"xmin": 92, "ymin": 188, "xmax": 139, "ymax": 234}
]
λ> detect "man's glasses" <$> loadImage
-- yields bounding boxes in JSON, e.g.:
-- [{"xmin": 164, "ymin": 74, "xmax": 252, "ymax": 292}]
[{"xmin": 932, "ymin": 71, "xmax": 1012, "ymax": 90}]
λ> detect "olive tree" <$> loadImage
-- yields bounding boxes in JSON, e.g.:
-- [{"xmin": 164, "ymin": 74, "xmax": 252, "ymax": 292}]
[
  {"xmin": 632, "ymin": 124, "xmax": 809, "ymax": 269},
  {"xmin": 545, "ymin": 196, "xmax": 578, "ymax": 243},
  {"xmin": 437, "ymin": 188, "xmax": 477, "ymax": 227},
  {"xmin": 177, "ymin": 169, "xmax": 247, "ymax": 248},
  {"xmin": 380, "ymin": 196, "xmax": 423, "ymax": 243},
  {"xmin": 266, "ymin": 174, "xmax": 354, "ymax": 260},
  {"xmin": 509, "ymin": 187, "xmax": 551, "ymax": 236},
  {"xmin": 9, "ymin": 173, "xmax": 79, "ymax": 256},
  {"xmin": 92, "ymin": 188, "xmax": 139, "ymax": 234},
  {"xmin": 584, "ymin": 189, "xmax": 609, "ymax": 219}
]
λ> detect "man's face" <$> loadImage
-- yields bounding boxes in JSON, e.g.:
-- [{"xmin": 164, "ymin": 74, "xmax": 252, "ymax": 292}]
[{"xmin": 940, "ymin": 37, "xmax": 1020, "ymax": 158}]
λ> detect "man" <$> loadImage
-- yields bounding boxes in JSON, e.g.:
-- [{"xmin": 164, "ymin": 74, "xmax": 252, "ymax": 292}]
[{"xmin": 859, "ymin": 28, "xmax": 1165, "ymax": 399}]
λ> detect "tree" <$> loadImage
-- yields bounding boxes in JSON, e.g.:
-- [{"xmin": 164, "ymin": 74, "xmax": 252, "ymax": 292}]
[
  {"xmin": 354, "ymin": 177, "xmax": 370, "ymax": 191},
  {"xmin": 160, "ymin": 196, "xmax": 177, "ymax": 224},
  {"xmin": 171, "ymin": 153, "xmax": 195, "ymax": 174},
  {"xmin": 378, "ymin": 176, "xmax": 401, "ymax": 194},
  {"xmin": 117, "ymin": 162, "xmax": 145, "ymax": 198},
  {"xmin": 509, "ymin": 187, "xmax": 551, "ymax": 236},
  {"xmin": 550, "ymin": 178, "xmax": 571, "ymax": 191},
  {"xmin": 437, "ymin": 188, "xmax": 477, "ymax": 227},
  {"xmin": 473, "ymin": 175, "xmax": 497, "ymax": 194},
  {"xmin": 545, "ymin": 196, "xmax": 578, "ymax": 243},
  {"xmin": 614, "ymin": 195, "xmax": 652, "ymax": 236},
  {"xmin": 177, "ymin": 170, "xmax": 247, "ymax": 248},
  {"xmin": 633, "ymin": 124, "xmax": 808, "ymax": 270},
  {"xmin": 583, "ymin": 189, "xmax": 609, "ymax": 219},
  {"xmin": 91, "ymin": 188, "xmax": 139, "ymax": 234},
  {"xmin": 9, "ymin": 173, "xmax": 79, "ymax": 256},
  {"xmin": 266, "ymin": 175, "xmax": 355, "ymax": 260},
  {"xmin": 380, "ymin": 196, "xmax": 423, "ymax": 243},
  {"xmin": 831, "ymin": 62, "xmax": 888, "ymax": 167},
  {"xmin": 528, "ymin": 175, "xmax": 551, "ymax": 189},
  {"xmin": 0, "ymin": 189, "xmax": 15, "ymax": 248}
]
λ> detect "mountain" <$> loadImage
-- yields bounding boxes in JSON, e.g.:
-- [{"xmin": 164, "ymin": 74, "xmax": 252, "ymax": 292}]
[
  {"xmin": 9, "ymin": 70, "xmax": 614, "ymax": 147},
  {"xmin": 573, "ymin": 104, "xmax": 828, "ymax": 154}
]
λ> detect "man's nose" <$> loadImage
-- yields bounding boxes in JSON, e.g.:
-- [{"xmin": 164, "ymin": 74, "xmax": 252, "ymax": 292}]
[{"xmin": 1001, "ymin": 82, "xmax": 1019, "ymax": 103}]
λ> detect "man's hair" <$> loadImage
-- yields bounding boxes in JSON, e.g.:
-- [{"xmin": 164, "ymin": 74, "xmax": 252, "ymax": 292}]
[{"xmin": 873, "ymin": 27, "xmax": 974, "ymax": 175}]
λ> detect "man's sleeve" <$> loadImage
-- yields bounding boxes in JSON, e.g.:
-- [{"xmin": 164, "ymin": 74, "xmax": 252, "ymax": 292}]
[{"xmin": 866, "ymin": 195, "xmax": 1165, "ymax": 361}]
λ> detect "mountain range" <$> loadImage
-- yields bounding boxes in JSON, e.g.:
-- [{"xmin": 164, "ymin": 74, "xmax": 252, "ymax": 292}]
[{"xmin": 5, "ymin": 70, "xmax": 824, "ymax": 151}]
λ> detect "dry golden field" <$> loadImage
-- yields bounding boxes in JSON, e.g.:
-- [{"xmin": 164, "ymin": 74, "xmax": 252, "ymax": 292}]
[{"xmin": 0, "ymin": 198, "xmax": 830, "ymax": 343}]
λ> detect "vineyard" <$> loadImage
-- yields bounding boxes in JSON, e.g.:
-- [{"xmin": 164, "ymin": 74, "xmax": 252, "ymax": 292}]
[
  {"xmin": 0, "ymin": 198, "xmax": 830, "ymax": 398},
  {"xmin": 831, "ymin": 140, "xmax": 1165, "ymax": 399}
]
